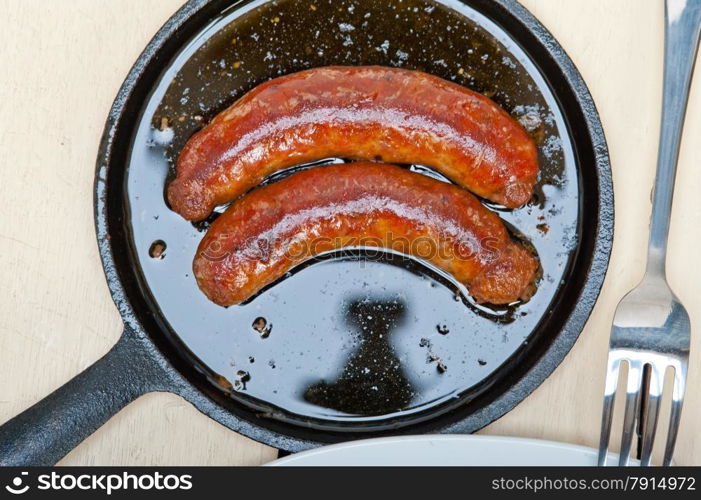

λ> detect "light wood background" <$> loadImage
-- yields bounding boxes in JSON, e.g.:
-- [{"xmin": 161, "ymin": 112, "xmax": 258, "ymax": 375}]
[{"xmin": 0, "ymin": 0, "xmax": 699, "ymax": 465}]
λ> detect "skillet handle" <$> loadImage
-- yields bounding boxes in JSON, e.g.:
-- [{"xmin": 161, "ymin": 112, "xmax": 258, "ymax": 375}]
[{"xmin": 0, "ymin": 325, "xmax": 167, "ymax": 465}]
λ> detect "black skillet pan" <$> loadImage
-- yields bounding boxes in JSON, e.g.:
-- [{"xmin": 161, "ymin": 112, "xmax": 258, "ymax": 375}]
[{"xmin": 0, "ymin": 0, "xmax": 613, "ymax": 465}]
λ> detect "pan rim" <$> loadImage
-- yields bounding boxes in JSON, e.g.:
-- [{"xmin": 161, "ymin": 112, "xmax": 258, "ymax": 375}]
[{"xmin": 94, "ymin": 0, "xmax": 613, "ymax": 451}]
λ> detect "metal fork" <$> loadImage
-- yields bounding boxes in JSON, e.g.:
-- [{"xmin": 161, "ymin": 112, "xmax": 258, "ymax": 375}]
[{"xmin": 597, "ymin": 0, "xmax": 701, "ymax": 466}]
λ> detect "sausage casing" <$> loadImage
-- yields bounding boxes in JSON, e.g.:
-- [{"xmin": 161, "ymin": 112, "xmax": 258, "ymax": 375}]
[
  {"xmin": 194, "ymin": 163, "xmax": 538, "ymax": 306},
  {"xmin": 169, "ymin": 66, "xmax": 539, "ymax": 221}
]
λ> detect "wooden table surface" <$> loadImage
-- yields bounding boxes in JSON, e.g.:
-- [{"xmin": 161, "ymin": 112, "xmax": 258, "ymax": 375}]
[{"xmin": 1, "ymin": 0, "xmax": 699, "ymax": 465}]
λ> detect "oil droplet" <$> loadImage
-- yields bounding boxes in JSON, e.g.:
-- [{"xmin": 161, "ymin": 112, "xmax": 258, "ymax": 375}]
[
  {"xmin": 149, "ymin": 240, "xmax": 166, "ymax": 259},
  {"xmin": 252, "ymin": 317, "xmax": 272, "ymax": 338},
  {"xmin": 152, "ymin": 117, "xmax": 174, "ymax": 146},
  {"xmin": 233, "ymin": 370, "xmax": 251, "ymax": 391}
]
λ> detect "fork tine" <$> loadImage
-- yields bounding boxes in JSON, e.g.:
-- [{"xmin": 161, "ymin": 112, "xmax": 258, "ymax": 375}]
[
  {"xmin": 619, "ymin": 360, "xmax": 643, "ymax": 466},
  {"xmin": 640, "ymin": 364, "xmax": 663, "ymax": 466},
  {"xmin": 598, "ymin": 356, "xmax": 622, "ymax": 466},
  {"xmin": 663, "ymin": 360, "xmax": 688, "ymax": 466}
]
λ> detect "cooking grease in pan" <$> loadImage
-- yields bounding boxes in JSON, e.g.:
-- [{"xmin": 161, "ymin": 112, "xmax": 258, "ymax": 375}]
[{"xmin": 126, "ymin": 0, "xmax": 580, "ymax": 427}]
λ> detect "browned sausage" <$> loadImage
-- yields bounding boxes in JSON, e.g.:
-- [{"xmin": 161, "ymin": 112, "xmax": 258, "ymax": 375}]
[
  {"xmin": 194, "ymin": 163, "xmax": 538, "ymax": 306},
  {"xmin": 168, "ymin": 66, "xmax": 539, "ymax": 221}
]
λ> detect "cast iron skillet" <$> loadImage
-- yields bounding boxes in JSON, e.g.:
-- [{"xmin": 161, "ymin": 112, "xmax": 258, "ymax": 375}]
[{"xmin": 0, "ymin": 0, "xmax": 612, "ymax": 465}]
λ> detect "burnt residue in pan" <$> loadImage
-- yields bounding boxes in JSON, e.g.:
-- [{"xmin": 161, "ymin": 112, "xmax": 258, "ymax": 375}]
[{"xmin": 126, "ymin": 0, "xmax": 580, "ymax": 424}]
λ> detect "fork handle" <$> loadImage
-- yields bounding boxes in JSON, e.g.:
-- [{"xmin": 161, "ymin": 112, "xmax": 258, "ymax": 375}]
[{"xmin": 647, "ymin": 0, "xmax": 701, "ymax": 274}]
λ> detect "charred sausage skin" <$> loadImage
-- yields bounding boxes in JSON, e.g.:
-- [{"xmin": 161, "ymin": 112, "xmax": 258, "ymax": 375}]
[
  {"xmin": 194, "ymin": 163, "xmax": 538, "ymax": 306},
  {"xmin": 169, "ymin": 66, "xmax": 539, "ymax": 221}
]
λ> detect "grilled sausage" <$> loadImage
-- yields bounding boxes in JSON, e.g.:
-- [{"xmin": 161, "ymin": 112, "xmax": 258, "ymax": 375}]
[
  {"xmin": 194, "ymin": 163, "xmax": 538, "ymax": 306},
  {"xmin": 169, "ymin": 66, "xmax": 539, "ymax": 221}
]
